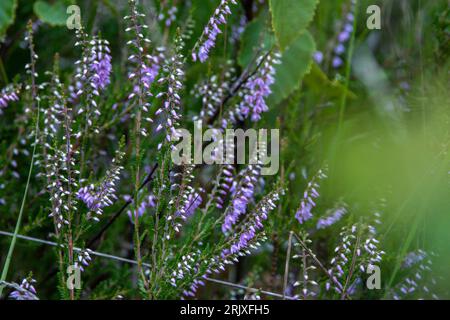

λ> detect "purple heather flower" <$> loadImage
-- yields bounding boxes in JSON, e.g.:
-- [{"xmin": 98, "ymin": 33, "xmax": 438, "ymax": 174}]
[
  {"xmin": 222, "ymin": 167, "xmax": 258, "ymax": 233},
  {"xmin": 327, "ymin": 224, "xmax": 384, "ymax": 295},
  {"xmin": 344, "ymin": 23, "xmax": 354, "ymax": 33},
  {"xmin": 77, "ymin": 185, "xmax": 102, "ymax": 211},
  {"xmin": 77, "ymin": 178, "xmax": 118, "ymax": 218},
  {"xmin": 313, "ymin": 51, "xmax": 324, "ymax": 64},
  {"xmin": 68, "ymin": 79, "xmax": 83, "ymax": 103},
  {"xmin": 216, "ymin": 164, "xmax": 235, "ymax": 209},
  {"xmin": 239, "ymin": 52, "xmax": 280, "ymax": 122},
  {"xmin": 213, "ymin": 129, "xmax": 237, "ymax": 209},
  {"xmin": 192, "ymin": 0, "xmax": 238, "ymax": 63},
  {"xmin": 170, "ymin": 251, "xmax": 207, "ymax": 294},
  {"xmin": 347, "ymin": 13, "xmax": 354, "ymax": 22},
  {"xmin": 332, "ymin": 56, "xmax": 343, "ymax": 68},
  {"xmin": 346, "ymin": 278, "xmax": 362, "ymax": 296},
  {"xmin": 338, "ymin": 31, "xmax": 350, "ymax": 43},
  {"xmin": 131, "ymin": 52, "xmax": 163, "ymax": 95},
  {"xmin": 142, "ymin": 63, "xmax": 159, "ymax": 88},
  {"xmin": 392, "ymin": 249, "xmax": 438, "ymax": 299},
  {"xmin": 400, "ymin": 81, "xmax": 410, "ymax": 91},
  {"xmin": 402, "ymin": 250, "xmax": 427, "ymax": 269},
  {"xmin": 9, "ymin": 278, "xmax": 37, "ymax": 300},
  {"xmin": 125, "ymin": 0, "xmax": 159, "ymax": 136},
  {"xmin": 72, "ymin": 33, "xmax": 111, "ymax": 123},
  {"xmin": 155, "ymin": 39, "xmax": 184, "ymax": 148},
  {"xmin": 296, "ymin": 202, "xmax": 313, "ymax": 224},
  {"xmin": 74, "ymin": 249, "xmax": 93, "ymax": 272},
  {"xmin": 0, "ymin": 85, "xmax": 20, "ymax": 114},
  {"xmin": 164, "ymin": 165, "xmax": 198, "ymax": 237},
  {"xmin": 295, "ymin": 168, "xmax": 327, "ymax": 224},
  {"xmin": 230, "ymin": 15, "xmax": 247, "ymax": 44},
  {"xmin": 181, "ymin": 191, "xmax": 202, "ymax": 219},
  {"xmin": 334, "ymin": 44, "xmax": 346, "ymax": 55},
  {"xmin": 77, "ymin": 150, "xmax": 124, "ymax": 221},
  {"xmin": 89, "ymin": 41, "xmax": 112, "ymax": 90},
  {"xmin": 332, "ymin": 3, "xmax": 356, "ymax": 69},
  {"xmin": 316, "ymin": 207, "xmax": 347, "ymax": 229},
  {"xmin": 223, "ymin": 189, "xmax": 280, "ymax": 257},
  {"xmin": 159, "ymin": 6, "xmax": 178, "ymax": 27},
  {"xmin": 230, "ymin": 228, "xmax": 256, "ymax": 254},
  {"xmin": 127, "ymin": 194, "xmax": 156, "ymax": 223}
]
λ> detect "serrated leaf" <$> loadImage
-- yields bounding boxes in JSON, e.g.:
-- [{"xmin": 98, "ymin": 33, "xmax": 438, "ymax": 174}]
[
  {"xmin": 269, "ymin": 0, "xmax": 319, "ymax": 51},
  {"xmin": 238, "ymin": 14, "xmax": 274, "ymax": 68},
  {"xmin": 268, "ymin": 31, "xmax": 315, "ymax": 106},
  {"xmin": 0, "ymin": 0, "xmax": 18, "ymax": 41},
  {"xmin": 34, "ymin": 1, "xmax": 69, "ymax": 27}
]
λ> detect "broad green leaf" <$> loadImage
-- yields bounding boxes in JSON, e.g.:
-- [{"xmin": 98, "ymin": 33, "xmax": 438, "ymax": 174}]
[
  {"xmin": 303, "ymin": 63, "xmax": 356, "ymax": 100},
  {"xmin": 269, "ymin": 0, "xmax": 319, "ymax": 51},
  {"xmin": 238, "ymin": 14, "xmax": 275, "ymax": 68},
  {"xmin": 0, "ymin": 0, "xmax": 17, "ymax": 41},
  {"xmin": 268, "ymin": 31, "xmax": 315, "ymax": 106},
  {"xmin": 33, "ymin": 1, "xmax": 69, "ymax": 27}
]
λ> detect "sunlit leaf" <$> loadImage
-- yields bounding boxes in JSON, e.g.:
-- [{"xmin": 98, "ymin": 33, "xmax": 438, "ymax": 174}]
[{"xmin": 269, "ymin": 0, "xmax": 319, "ymax": 51}]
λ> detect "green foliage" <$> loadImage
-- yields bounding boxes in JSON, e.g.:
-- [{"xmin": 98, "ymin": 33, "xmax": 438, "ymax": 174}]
[
  {"xmin": 268, "ymin": 31, "xmax": 315, "ymax": 106},
  {"xmin": 238, "ymin": 14, "xmax": 274, "ymax": 67},
  {"xmin": 269, "ymin": 0, "xmax": 319, "ymax": 51},
  {"xmin": 0, "ymin": 0, "xmax": 17, "ymax": 41},
  {"xmin": 33, "ymin": 0, "xmax": 71, "ymax": 27}
]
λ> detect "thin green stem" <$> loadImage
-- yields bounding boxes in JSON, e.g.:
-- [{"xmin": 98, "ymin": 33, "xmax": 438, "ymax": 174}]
[{"xmin": 282, "ymin": 231, "xmax": 293, "ymax": 300}]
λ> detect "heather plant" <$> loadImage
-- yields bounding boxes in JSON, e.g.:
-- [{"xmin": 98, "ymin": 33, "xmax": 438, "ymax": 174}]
[{"xmin": 0, "ymin": 0, "xmax": 448, "ymax": 301}]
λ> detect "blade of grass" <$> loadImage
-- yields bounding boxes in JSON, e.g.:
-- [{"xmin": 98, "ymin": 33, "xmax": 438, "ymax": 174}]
[
  {"xmin": 282, "ymin": 231, "xmax": 293, "ymax": 299},
  {"xmin": 384, "ymin": 156, "xmax": 447, "ymax": 294}
]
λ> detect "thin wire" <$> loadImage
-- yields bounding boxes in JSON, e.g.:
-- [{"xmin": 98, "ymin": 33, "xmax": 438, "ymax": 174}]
[{"xmin": 0, "ymin": 231, "xmax": 295, "ymax": 300}]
